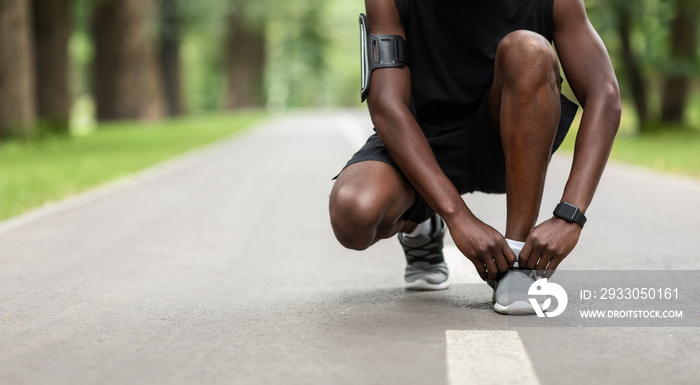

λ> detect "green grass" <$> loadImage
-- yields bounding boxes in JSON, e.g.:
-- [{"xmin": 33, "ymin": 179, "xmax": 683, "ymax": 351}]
[
  {"xmin": 558, "ymin": 105, "xmax": 700, "ymax": 179},
  {"xmin": 0, "ymin": 111, "xmax": 266, "ymax": 221}
]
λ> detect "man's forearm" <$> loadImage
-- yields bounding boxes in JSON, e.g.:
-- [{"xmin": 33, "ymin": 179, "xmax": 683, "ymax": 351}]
[
  {"xmin": 560, "ymin": 88, "xmax": 621, "ymax": 213},
  {"xmin": 370, "ymin": 103, "xmax": 473, "ymax": 224}
]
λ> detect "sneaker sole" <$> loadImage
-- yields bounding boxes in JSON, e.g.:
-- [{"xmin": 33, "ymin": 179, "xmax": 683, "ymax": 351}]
[
  {"xmin": 405, "ymin": 275, "xmax": 452, "ymax": 291},
  {"xmin": 493, "ymin": 300, "xmax": 536, "ymax": 315}
]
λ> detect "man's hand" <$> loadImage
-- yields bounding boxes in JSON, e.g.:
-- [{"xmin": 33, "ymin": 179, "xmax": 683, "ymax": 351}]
[
  {"xmin": 520, "ymin": 217, "xmax": 581, "ymax": 278},
  {"xmin": 448, "ymin": 217, "xmax": 516, "ymax": 283}
]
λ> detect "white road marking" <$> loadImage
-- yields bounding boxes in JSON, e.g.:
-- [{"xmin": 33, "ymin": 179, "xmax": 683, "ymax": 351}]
[
  {"xmin": 446, "ymin": 330, "xmax": 541, "ymax": 385},
  {"xmin": 443, "ymin": 245, "xmax": 484, "ymax": 284}
]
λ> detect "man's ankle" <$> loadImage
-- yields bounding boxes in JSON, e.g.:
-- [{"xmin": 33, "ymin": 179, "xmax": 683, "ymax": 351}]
[{"xmin": 506, "ymin": 238, "xmax": 525, "ymax": 268}]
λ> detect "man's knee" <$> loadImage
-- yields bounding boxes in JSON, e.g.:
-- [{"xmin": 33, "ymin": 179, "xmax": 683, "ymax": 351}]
[
  {"xmin": 496, "ymin": 30, "xmax": 559, "ymax": 89},
  {"xmin": 329, "ymin": 182, "xmax": 384, "ymax": 251}
]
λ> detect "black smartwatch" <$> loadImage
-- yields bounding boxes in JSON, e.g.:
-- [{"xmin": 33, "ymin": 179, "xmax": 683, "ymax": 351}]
[{"xmin": 553, "ymin": 202, "xmax": 587, "ymax": 228}]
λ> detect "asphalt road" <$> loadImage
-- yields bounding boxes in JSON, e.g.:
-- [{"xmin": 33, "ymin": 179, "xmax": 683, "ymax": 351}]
[{"xmin": 1, "ymin": 110, "xmax": 699, "ymax": 385}]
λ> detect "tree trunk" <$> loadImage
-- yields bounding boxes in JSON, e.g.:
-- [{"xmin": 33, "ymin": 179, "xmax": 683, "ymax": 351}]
[
  {"xmin": 92, "ymin": 0, "xmax": 165, "ymax": 121},
  {"xmin": 32, "ymin": 0, "xmax": 71, "ymax": 134},
  {"xmin": 616, "ymin": 9, "xmax": 648, "ymax": 131},
  {"xmin": 159, "ymin": 0, "xmax": 184, "ymax": 117},
  {"xmin": 660, "ymin": 2, "xmax": 698, "ymax": 125},
  {"xmin": 222, "ymin": 13, "xmax": 265, "ymax": 109},
  {"xmin": 0, "ymin": 0, "xmax": 35, "ymax": 138}
]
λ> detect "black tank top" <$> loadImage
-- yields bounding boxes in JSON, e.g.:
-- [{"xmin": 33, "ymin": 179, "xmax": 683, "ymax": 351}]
[{"xmin": 394, "ymin": 0, "xmax": 555, "ymax": 133}]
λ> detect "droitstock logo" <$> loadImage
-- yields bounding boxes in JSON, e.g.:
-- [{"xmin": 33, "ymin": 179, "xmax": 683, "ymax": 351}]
[{"xmin": 528, "ymin": 278, "xmax": 568, "ymax": 317}]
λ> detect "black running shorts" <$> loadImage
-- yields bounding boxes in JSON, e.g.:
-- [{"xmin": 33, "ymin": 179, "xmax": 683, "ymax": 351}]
[{"xmin": 337, "ymin": 92, "xmax": 578, "ymax": 224}]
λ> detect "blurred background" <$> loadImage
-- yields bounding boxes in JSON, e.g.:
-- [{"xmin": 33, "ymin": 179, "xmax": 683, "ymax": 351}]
[
  {"xmin": 0, "ymin": 0, "xmax": 362, "ymax": 136},
  {"xmin": 0, "ymin": 0, "xmax": 698, "ymax": 218}
]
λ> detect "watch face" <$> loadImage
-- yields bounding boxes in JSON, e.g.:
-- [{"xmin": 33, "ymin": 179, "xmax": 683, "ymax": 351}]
[{"xmin": 557, "ymin": 203, "xmax": 579, "ymax": 220}]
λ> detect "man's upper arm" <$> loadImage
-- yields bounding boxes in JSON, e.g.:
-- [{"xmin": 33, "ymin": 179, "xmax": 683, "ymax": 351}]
[
  {"xmin": 364, "ymin": 0, "xmax": 411, "ymax": 110},
  {"xmin": 553, "ymin": 0, "xmax": 619, "ymax": 108}
]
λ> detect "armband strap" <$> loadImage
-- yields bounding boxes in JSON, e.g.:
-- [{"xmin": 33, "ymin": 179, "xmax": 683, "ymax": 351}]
[{"xmin": 360, "ymin": 13, "xmax": 409, "ymax": 102}]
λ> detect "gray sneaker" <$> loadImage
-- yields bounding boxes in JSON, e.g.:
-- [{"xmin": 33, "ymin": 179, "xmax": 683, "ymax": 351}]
[
  {"xmin": 493, "ymin": 269, "xmax": 540, "ymax": 314},
  {"xmin": 398, "ymin": 214, "xmax": 451, "ymax": 291}
]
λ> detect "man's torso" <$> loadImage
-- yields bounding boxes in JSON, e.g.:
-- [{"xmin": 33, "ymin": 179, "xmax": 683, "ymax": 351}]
[{"xmin": 394, "ymin": 0, "xmax": 555, "ymax": 133}]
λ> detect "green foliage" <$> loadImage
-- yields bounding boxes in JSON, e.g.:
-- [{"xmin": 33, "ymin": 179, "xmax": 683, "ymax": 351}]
[
  {"xmin": 587, "ymin": 0, "xmax": 682, "ymax": 75},
  {"xmin": 181, "ymin": 32, "xmax": 226, "ymax": 112},
  {"xmin": 69, "ymin": 0, "xmax": 98, "ymax": 100},
  {"xmin": 265, "ymin": 1, "xmax": 327, "ymax": 109},
  {"xmin": 68, "ymin": 30, "xmax": 93, "ymax": 99},
  {"xmin": 0, "ymin": 111, "xmax": 265, "ymax": 221},
  {"xmin": 559, "ymin": 101, "xmax": 700, "ymax": 178},
  {"xmin": 586, "ymin": 0, "xmax": 700, "ymax": 130},
  {"xmin": 265, "ymin": 0, "xmax": 363, "ymax": 109},
  {"xmin": 61, "ymin": 1, "xmax": 379, "ymax": 111},
  {"xmin": 61, "ymin": 0, "xmax": 700, "ymax": 120},
  {"xmin": 178, "ymin": 0, "xmax": 230, "ymax": 112},
  {"xmin": 610, "ymin": 128, "xmax": 700, "ymax": 179},
  {"xmin": 321, "ymin": 0, "xmax": 364, "ymax": 106}
]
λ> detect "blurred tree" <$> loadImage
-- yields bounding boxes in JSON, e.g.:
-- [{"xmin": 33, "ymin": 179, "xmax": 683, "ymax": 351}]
[
  {"xmin": 159, "ymin": 0, "xmax": 185, "ymax": 117},
  {"xmin": 592, "ymin": 0, "xmax": 699, "ymax": 131},
  {"xmin": 222, "ymin": 11, "xmax": 266, "ymax": 109},
  {"xmin": 92, "ymin": 0, "xmax": 165, "ymax": 121},
  {"xmin": 322, "ymin": 0, "xmax": 364, "ymax": 106},
  {"xmin": 32, "ymin": 0, "xmax": 72, "ymax": 134},
  {"xmin": 177, "ymin": 0, "xmax": 359, "ymax": 111},
  {"xmin": 0, "ymin": 0, "xmax": 35, "ymax": 139},
  {"xmin": 660, "ymin": 0, "xmax": 699, "ymax": 124},
  {"xmin": 178, "ymin": 0, "xmax": 228, "ymax": 112},
  {"xmin": 68, "ymin": 0, "xmax": 95, "ymax": 101},
  {"xmin": 266, "ymin": 0, "xmax": 328, "ymax": 109},
  {"xmin": 613, "ymin": 2, "xmax": 649, "ymax": 128}
]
